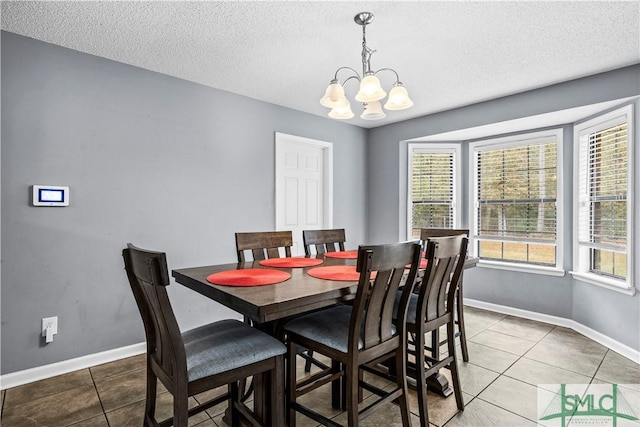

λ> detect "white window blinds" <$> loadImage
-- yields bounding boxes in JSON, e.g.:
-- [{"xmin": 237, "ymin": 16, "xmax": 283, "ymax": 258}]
[
  {"xmin": 578, "ymin": 123, "xmax": 627, "ymax": 247},
  {"xmin": 473, "ymin": 133, "xmax": 559, "ymax": 266},
  {"xmin": 409, "ymin": 148, "xmax": 456, "ymax": 238},
  {"xmin": 577, "ymin": 119, "xmax": 629, "ymax": 279}
]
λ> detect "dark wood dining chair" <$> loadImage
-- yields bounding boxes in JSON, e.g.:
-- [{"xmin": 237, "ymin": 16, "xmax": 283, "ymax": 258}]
[
  {"xmin": 123, "ymin": 244, "xmax": 286, "ymax": 427},
  {"xmin": 285, "ymin": 241, "xmax": 422, "ymax": 427},
  {"xmin": 420, "ymin": 228, "xmax": 470, "ymax": 362},
  {"xmin": 235, "ymin": 231, "xmax": 292, "ymax": 262},
  {"xmin": 302, "ymin": 228, "xmax": 346, "ymax": 256},
  {"xmin": 301, "ymin": 228, "xmax": 348, "ymax": 371},
  {"xmin": 235, "ymin": 230, "xmax": 322, "ymax": 373},
  {"xmin": 400, "ymin": 235, "xmax": 468, "ymax": 427}
]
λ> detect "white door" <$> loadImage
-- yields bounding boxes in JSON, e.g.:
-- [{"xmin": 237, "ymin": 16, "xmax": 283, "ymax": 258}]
[{"xmin": 275, "ymin": 133, "xmax": 333, "ymax": 256}]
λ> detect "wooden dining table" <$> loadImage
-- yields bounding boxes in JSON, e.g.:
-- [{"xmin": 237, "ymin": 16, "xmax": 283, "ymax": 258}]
[
  {"xmin": 173, "ymin": 256, "xmax": 359, "ymax": 331},
  {"xmin": 172, "ymin": 254, "xmax": 478, "ymax": 419}
]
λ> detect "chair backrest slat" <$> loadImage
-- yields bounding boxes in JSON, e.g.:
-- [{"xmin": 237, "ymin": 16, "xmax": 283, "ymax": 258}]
[
  {"xmin": 351, "ymin": 242, "xmax": 421, "ymax": 351},
  {"xmin": 419, "ymin": 228, "xmax": 469, "ymax": 290},
  {"xmin": 123, "ymin": 244, "xmax": 186, "ymax": 381},
  {"xmin": 235, "ymin": 231, "xmax": 293, "ymax": 262},
  {"xmin": 418, "ymin": 236, "xmax": 468, "ymax": 323},
  {"xmin": 302, "ymin": 229, "xmax": 346, "ymax": 256},
  {"xmin": 419, "ymin": 228, "xmax": 469, "ymax": 240}
]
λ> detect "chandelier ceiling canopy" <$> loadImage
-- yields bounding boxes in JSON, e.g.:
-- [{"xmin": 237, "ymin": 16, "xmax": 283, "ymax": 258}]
[{"xmin": 320, "ymin": 12, "xmax": 414, "ymax": 121}]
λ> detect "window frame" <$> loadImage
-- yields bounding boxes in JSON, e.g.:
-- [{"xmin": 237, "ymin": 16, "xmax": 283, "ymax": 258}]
[
  {"xmin": 571, "ymin": 105, "xmax": 635, "ymax": 295},
  {"xmin": 469, "ymin": 129, "xmax": 565, "ymax": 276},
  {"xmin": 407, "ymin": 143, "xmax": 462, "ymax": 239}
]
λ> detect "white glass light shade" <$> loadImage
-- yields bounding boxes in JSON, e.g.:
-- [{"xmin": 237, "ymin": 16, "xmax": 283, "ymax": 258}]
[
  {"xmin": 384, "ymin": 84, "xmax": 414, "ymax": 111},
  {"xmin": 360, "ymin": 101, "xmax": 386, "ymax": 120},
  {"xmin": 355, "ymin": 74, "xmax": 386, "ymax": 103},
  {"xmin": 320, "ymin": 81, "xmax": 348, "ymax": 108},
  {"xmin": 328, "ymin": 102, "xmax": 354, "ymax": 120}
]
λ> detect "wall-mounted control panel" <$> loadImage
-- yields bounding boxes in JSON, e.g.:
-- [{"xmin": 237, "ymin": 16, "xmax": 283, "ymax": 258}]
[{"xmin": 31, "ymin": 185, "xmax": 70, "ymax": 206}]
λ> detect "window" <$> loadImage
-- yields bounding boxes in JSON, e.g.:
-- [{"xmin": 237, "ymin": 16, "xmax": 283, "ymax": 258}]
[
  {"xmin": 572, "ymin": 105, "xmax": 635, "ymax": 294},
  {"xmin": 407, "ymin": 144, "xmax": 461, "ymax": 239},
  {"xmin": 470, "ymin": 129, "xmax": 563, "ymax": 274}
]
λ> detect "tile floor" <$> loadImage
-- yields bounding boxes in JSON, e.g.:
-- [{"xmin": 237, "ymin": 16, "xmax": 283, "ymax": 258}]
[{"xmin": 1, "ymin": 306, "xmax": 639, "ymax": 426}]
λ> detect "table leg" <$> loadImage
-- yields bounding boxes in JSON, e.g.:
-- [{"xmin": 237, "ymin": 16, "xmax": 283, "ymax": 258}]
[
  {"xmin": 405, "ymin": 367, "xmax": 453, "ymax": 397},
  {"xmin": 426, "ymin": 373, "xmax": 453, "ymax": 397}
]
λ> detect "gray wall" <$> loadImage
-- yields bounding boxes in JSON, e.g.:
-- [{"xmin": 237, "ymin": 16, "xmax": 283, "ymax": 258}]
[
  {"xmin": 2, "ymin": 30, "xmax": 639, "ymax": 375},
  {"xmin": 1, "ymin": 32, "xmax": 368, "ymax": 374},
  {"xmin": 367, "ymin": 65, "xmax": 640, "ymax": 351}
]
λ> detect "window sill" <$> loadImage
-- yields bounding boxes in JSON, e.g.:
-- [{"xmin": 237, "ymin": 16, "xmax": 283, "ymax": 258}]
[
  {"xmin": 476, "ymin": 260, "xmax": 565, "ymax": 277},
  {"xmin": 569, "ymin": 271, "xmax": 637, "ymax": 296}
]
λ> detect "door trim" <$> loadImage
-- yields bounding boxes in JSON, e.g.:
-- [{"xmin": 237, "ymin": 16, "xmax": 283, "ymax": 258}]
[{"xmin": 275, "ymin": 132, "xmax": 333, "ymax": 231}]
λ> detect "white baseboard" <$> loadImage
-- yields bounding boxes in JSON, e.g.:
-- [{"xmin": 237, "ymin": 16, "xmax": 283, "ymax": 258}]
[
  {"xmin": 0, "ymin": 342, "xmax": 146, "ymax": 390},
  {"xmin": 3, "ymin": 300, "xmax": 639, "ymax": 390},
  {"xmin": 465, "ymin": 298, "xmax": 640, "ymax": 364}
]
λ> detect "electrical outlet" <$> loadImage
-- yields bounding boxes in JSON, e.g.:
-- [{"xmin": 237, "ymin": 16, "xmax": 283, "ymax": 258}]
[{"xmin": 42, "ymin": 316, "xmax": 58, "ymax": 337}]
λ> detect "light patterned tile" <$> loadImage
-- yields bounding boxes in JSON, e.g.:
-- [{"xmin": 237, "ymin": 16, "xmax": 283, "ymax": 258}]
[
  {"xmin": 90, "ymin": 354, "xmax": 145, "ymax": 380},
  {"xmin": 329, "ymin": 391, "xmax": 421, "ymax": 426},
  {"xmin": 469, "ymin": 330, "xmax": 536, "ymax": 356},
  {"xmin": 603, "ymin": 350, "xmax": 640, "ymax": 369},
  {"xmin": 478, "ymin": 375, "xmax": 557, "ymax": 423},
  {"xmin": 67, "ymin": 414, "xmax": 109, "ymax": 426},
  {"xmin": 461, "ymin": 325, "xmax": 485, "ymax": 341},
  {"xmin": 94, "ymin": 367, "xmax": 166, "ymax": 412},
  {"xmin": 462, "ymin": 341, "xmax": 520, "ymax": 373},
  {"xmin": 462, "ymin": 307, "xmax": 508, "ymax": 330},
  {"xmin": 0, "ymin": 414, "xmax": 38, "ymax": 426},
  {"xmin": 105, "ymin": 393, "xmax": 209, "ymax": 426},
  {"xmin": 595, "ymin": 359, "xmax": 640, "ymax": 391},
  {"xmin": 541, "ymin": 327, "xmax": 607, "ymax": 354},
  {"xmin": 504, "ymin": 358, "xmax": 592, "ymax": 393},
  {"xmin": 2, "ymin": 385, "xmax": 102, "ymax": 426},
  {"xmin": 524, "ymin": 341, "xmax": 606, "ymax": 377},
  {"xmin": 213, "ymin": 411, "xmax": 311, "ymax": 427},
  {"xmin": 194, "ymin": 385, "xmax": 229, "ymax": 418},
  {"xmin": 211, "ymin": 413, "xmax": 225, "ymax": 426},
  {"xmin": 405, "ymin": 385, "xmax": 473, "ymax": 427},
  {"xmin": 444, "ymin": 397, "xmax": 536, "ymax": 426},
  {"xmin": 455, "ymin": 362, "xmax": 500, "ymax": 396},
  {"xmin": 4, "ymin": 369, "xmax": 93, "ymax": 408},
  {"xmin": 488, "ymin": 316, "xmax": 554, "ymax": 342},
  {"xmin": 295, "ymin": 379, "xmax": 344, "ymax": 420}
]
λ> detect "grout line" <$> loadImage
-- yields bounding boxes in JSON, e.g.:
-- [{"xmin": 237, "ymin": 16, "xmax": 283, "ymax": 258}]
[
  {"xmin": 88, "ymin": 368, "xmax": 110, "ymax": 427},
  {"xmin": 590, "ymin": 348, "xmax": 608, "ymax": 386},
  {"xmin": 444, "ymin": 315, "xmax": 548, "ymax": 425},
  {"xmin": 474, "ymin": 394, "xmax": 540, "ymax": 424}
]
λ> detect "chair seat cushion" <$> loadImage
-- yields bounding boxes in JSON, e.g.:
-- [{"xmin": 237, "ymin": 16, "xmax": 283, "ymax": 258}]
[
  {"xmin": 183, "ymin": 319, "xmax": 286, "ymax": 382},
  {"xmin": 284, "ymin": 306, "xmax": 357, "ymax": 353},
  {"xmin": 285, "ymin": 304, "xmax": 399, "ymax": 354}
]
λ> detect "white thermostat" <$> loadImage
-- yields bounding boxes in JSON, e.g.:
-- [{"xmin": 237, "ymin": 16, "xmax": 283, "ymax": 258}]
[{"xmin": 32, "ymin": 185, "xmax": 70, "ymax": 206}]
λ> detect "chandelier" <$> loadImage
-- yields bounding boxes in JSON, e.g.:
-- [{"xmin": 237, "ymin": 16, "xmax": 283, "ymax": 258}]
[{"xmin": 320, "ymin": 12, "xmax": 413, "ymax": 121}]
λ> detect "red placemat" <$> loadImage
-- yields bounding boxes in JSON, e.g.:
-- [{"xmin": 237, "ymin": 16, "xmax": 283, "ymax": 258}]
[
  {"xmin": 206, "ymin": 269, "xmax": 291, "ymax": 287},
  {"xmin": 323, "ymin": 250, "xmax": 358, "ymax": 259},
  {"xmin": 259, "ymin": 257, "xmax": 323, "ymax": 268},
  {"xmin": 306, "ymin": 265, "xmax": 378, "ymax": 281},
  {"xmin": 406, "ymin": 259, "xmax": 428, "ymax": 269}
]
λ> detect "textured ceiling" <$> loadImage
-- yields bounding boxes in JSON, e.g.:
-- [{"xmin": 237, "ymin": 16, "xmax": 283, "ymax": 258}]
[{"xmin": 2, "ymin": 1, "xmax": 639, "ymax": 128}]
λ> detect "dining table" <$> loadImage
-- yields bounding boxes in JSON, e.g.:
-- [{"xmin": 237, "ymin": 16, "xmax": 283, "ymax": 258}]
[{"xmin": 172, "ymin": 252, "xmax": 478, "ymax": 419}]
